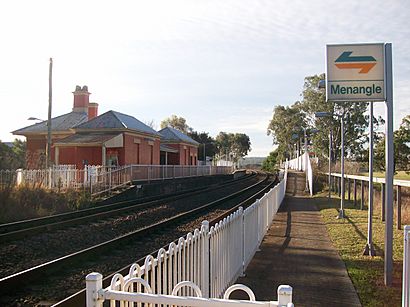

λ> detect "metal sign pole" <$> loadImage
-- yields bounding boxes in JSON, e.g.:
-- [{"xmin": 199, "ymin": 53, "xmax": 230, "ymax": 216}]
[
  {"xmin": 364, "ymin": 102, "xmax": 375, "ymax": 256},
  {"xmin": 304, "ymin": 128, "xmax": 309, "ymax": 191},
  {"xmin": 328, "ymin": 130, "xmax": 332, "ymax": 200},
  {"xmin": 338, "ymin": 117, "xmax": 345, "ymax": 219},
  {"xmin": 384, "ymin": 43, "xmax": 394, "ymax": 286}
]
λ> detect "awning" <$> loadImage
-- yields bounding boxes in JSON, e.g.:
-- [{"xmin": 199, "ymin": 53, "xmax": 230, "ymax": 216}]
[{"xmin": 160, "ymin": 144, "xmax": 179, "ymax": 153}]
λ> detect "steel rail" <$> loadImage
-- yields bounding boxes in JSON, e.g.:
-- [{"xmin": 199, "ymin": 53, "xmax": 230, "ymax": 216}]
[
  {"xmin": 0, "ymin": 173, "xmax": 268, "ymax": 299},
  {"xmin": 0, "ymin": 173, "xmax": 255, "ymax": 243}
]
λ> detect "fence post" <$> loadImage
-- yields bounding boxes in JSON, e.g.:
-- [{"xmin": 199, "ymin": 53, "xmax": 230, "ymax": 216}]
[
  {"xmin": 277, "ymin": 285, "xmax": 293, "ymax": 306},
  {"xmin": 239, "ymin": 206, "xmax": 245, "ymax": 277},
  {"xmin": 109, "ymin": 168, "xmax": 112, "ymax": 193},
  {"xmin": 48, "ymin": 168, "xmax": 52, "ymax": 189},
  {"xmin": 403, "ymin": 226, "xmax": 410, "ymax": 307},
  {"xmin": 16, "ymin": 169, "xmax": 23, "ymax": 186},
  {"xmin": 381, "ymin": 183, "xmax": 385, "ymax": 222},
  {"xmin": 361, "ymin": 180, "xmax": 364, "ymax": 210},
  {"xmin": 86, "ymin": 272, "xmax": 103, "ymax": 307},
  {"xmin": 256, "ymin": 199, "xmax": 262, "ymax": 244},
  {"xmin": 353, "ymin": 179, "xmax": 357, "ymax": 207},
  {"xmin": 201, "ymin": 220, "xmax": 210, "ymax": 298},
  {"xmin": 397, "ymin": 186, "xmax": 402, "ymax": 230},
  {"xmin": 348, "ymin": 178, "xmax": 351, "ymax": 201}
]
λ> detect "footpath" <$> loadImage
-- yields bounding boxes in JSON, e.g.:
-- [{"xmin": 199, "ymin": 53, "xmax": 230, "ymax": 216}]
[{"xmin": 233, "ymin": 172, "xmax": 362, "ymax": 307}]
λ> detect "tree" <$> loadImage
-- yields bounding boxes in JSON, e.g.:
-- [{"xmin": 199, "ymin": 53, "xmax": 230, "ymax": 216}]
[
  {"xmin": 262, "ymin": 150, "xmax": 278, "ymax": 172},
  {"xmin": 300, "ymin": 73, "xmax": 374, "ymax": 162},
  {"xmin": 0, "ymin": 139, "xmax": 26, "ymax": 170},
  {"xmin": 215, "ymin": 132, "xmax": 251, "ymax": 162},
  {"xmin": 231, "ymin": 133, "xmax": 251, "ymax": 161},
  {"xmin": 188, "ymin": 131, "xmax": 216, "ymax": 161},
  {"xmin": 160, "ymin": 115, "xmax": 192, "ymax": 134},
  {"xmin": 374, "ymin": 115, "xmax": 410, "ymax": 172},
  {"xmin": 267, "ymin": 103, "xmax": 305, "ymax": 161},
  {"xmin": 144, "ymin": 119, "xmax": 157, "ymax": 130}
]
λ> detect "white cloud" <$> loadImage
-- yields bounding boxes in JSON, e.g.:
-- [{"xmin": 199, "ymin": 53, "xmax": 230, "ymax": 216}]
[{"xmin": 1, "ymin": 0, "xmax": 409, "ymax": 161}]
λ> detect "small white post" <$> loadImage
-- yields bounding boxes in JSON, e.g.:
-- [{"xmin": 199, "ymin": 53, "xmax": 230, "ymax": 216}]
[
  {"xmin": 403, "ymin": 226, "xmax": 410, "ymax": 307},
  {"xmin": 256, "ymin": 199, "xmax": 261, "ymax": 244},
  {"xmin": 277, "ymin": 285, "xmax": 292, "ymax": 306},
  {"xmin": 201, "ymin": 220, "xmax": 210, "ymax": 298},
  {"xmin": 239, "ymin": 206, "xmax": 245, "ymax": 276},
  {"xmin": 16, "ymin": 169, "xmax": 23, "ymax": 186},
  {"xmin": 86, "ymin": 272, "xmax": 103, "ymax": 307}
]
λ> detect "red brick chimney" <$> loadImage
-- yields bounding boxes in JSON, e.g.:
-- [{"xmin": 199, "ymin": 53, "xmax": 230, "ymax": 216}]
[
  {"xmin": 72, "ymin": 85, "xmax": 90, "ymax": 114},
  {"xmin": 88, "ymin": 102, "xmax": 99, "ymax": 120}
]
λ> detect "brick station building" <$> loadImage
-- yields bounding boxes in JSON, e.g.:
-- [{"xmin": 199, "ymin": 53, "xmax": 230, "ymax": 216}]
[
  {"xmin": 159, "ymin": 127, "xmax": 199, "ymax": 166},
  {"xmin": 13, "ymin": 85, "xmax": 198, "ymax": 169}
]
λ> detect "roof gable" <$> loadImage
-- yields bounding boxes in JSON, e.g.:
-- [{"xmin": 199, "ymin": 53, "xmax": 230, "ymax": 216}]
[
  {"xmin": 158, "ymin": 126, "xmax": 199, "ymax": 146},
  {"xmin": 74, "ymin": 110, "xmax": 159, "ymax": 136}
]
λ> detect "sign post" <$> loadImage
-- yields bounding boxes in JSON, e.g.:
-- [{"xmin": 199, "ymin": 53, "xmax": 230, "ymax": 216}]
[
  {"xmin": 326, "ymin": 43, "xmax": 393, "ymax": 285},
  {"xmin": 384, "ymin": 43, "xmax": 393, "ymax": 286}
]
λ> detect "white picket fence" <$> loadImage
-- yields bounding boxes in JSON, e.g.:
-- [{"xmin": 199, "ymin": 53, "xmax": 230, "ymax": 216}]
[
  {"xmin": 15, "ymin": 165, "xmax": 84, "ymax": 190},
  {"xmin": 3, "ymin": 165, "xmax": 233, "ymax": 194},
  {"xmin": 284, "ymin": 152, "xmax": 313, "ymax": 196},
  {"xmin": 86, "ymin": 169, "xmax": 289, "ymax": 306}
]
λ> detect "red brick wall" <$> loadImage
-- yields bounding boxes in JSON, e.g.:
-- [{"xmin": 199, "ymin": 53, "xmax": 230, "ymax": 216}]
[
  {"xmin": 26, "ymin": 135, "xmax": 76, "ymax": 169},
  {"xmin": 58, "ymin": 146, "xmax": 102, "ymax": 169},
  {"xmin": 121, "ymin": 134, "xmax": 160, "ymax": 165}
]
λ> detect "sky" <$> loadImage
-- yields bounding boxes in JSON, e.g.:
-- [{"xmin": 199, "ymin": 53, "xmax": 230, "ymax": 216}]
[{"xmin": 1, "ymin": 0, "xmax": 409, "ymax": 157}]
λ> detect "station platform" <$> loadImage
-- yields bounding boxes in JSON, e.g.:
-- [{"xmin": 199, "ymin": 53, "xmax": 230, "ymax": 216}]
[{"xmin": 233, "ymin": 194, "xmax": 362, "ymax": 306}]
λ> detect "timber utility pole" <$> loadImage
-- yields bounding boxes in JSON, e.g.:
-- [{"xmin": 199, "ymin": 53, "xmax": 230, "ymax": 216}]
[{"xmin": 46, "ymin": 58, "xmax": 53, "ymax": 169}]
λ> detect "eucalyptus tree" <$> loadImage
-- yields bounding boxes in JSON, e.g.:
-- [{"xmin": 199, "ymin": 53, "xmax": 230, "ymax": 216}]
[
  {"xmin": 215, "ymin": 132, "xmax": 251, "ymax": 162},
  {"xmin": 301, "ymin": 74, "xmax": 371, "ymax": 162}
]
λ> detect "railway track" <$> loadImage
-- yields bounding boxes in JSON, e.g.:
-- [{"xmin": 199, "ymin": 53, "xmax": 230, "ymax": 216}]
[
  {"xmin": 0, "ymin": 173, "xmax": 254, "ymax": 243},
  {"xmin": 0, "ymin": 172, "xmax": 274, "ymax": 306}
]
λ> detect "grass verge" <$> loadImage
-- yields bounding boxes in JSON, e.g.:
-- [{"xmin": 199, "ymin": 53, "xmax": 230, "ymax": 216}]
[{"xmin": 315, "ymin": 191, "xmax": 403, "ymax": 307}]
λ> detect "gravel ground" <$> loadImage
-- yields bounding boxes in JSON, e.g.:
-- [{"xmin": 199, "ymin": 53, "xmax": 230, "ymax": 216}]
[{"xmin": 0, "ymin": 175, "xmax": 270, "ymax": 306}]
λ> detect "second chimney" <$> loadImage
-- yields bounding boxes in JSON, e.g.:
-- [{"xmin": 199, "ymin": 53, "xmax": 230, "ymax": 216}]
[
  {"xmin": 88, "ymin": 102, "xmax": 99, "ymax": 120},
  {"xmin": 72, "ymin": 85, "xmax": 90, "ymax": 114}
]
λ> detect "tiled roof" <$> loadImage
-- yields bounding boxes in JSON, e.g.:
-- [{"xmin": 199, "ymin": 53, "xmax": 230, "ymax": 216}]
[
  {"xmin": 12, "ymin": 112, "xmax": 88, "ymax": 135},
  {"xmin": 158, "ymin": 127, "xmax": 199, "ymax": 146},
  {"xmin": 75, "ymin": 110, "xmax": 159, "ymax": 136},
  {"xmin": 54, "ymin": 133, "xmax": 122, "ymax": 146}
]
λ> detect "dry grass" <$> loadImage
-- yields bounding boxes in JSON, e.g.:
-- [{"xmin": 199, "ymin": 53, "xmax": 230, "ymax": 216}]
[
  {"xmin": 0, "ymin": 185, "xmax": 93, "ymax": 223},
  {"xmin": 315, "ymin": 190, "xmax": 404, "ymax": 306}
]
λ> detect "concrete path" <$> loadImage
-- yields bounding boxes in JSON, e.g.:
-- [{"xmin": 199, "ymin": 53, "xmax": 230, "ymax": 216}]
[{"xmin": 233, "ymin": 195, "xmax": 362, "ymax": 307}]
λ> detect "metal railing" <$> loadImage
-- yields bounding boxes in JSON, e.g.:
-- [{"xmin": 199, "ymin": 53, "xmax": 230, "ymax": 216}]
[
  {"xmin": 1, "ymin": 165, "xmax": 233, "ymax": 194},
  {"xmin": 86, "ymin": 274, "xmax": 294, "ymax": 307},
  {"xmin": 85, "ymin": 169, "xmax": 288, "ymax": 306},
  {"xmin": 325, "ymin": 172, "xmax": 410, "ymax": 229},
  {"xmin": 90, "ymin": 165, "xmax": 234, "ymax": 195}
]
